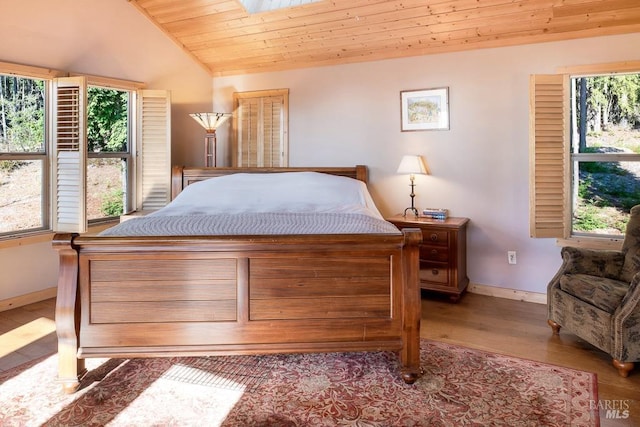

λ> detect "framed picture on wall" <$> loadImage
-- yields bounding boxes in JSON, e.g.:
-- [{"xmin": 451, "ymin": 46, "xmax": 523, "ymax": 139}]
[{"xmin": 400, "ymin": 87, "xmax": 449, "ymax": 131}]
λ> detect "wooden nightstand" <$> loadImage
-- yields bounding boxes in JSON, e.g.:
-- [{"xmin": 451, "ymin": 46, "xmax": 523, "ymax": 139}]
[{"xmin": 387, "ymin": 215, "xmax": 470, "ymax": 302}]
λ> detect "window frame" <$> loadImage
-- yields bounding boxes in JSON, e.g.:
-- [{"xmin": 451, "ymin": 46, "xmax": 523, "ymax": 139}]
[
  {"xmin": 0, "ymin": 69, "xmax": 52, "ymax": 237},
  {"xmin": 0, "ymin": 61, "xmax": 171, "ymax": 242},
  {"xmin": 530, "ymin": 60, "xmax": 640, "ymax": 249},
  {"xmin": 85, "ymin": 84, "xmax": 135, "ymax": 223}
]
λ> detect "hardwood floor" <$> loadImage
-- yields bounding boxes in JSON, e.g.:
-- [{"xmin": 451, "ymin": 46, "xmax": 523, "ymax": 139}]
[
  {"xmin": 1, "ymin": 293, "xmax": 638, "ymax": 425},
  {"xmin": 421, "ymin": 292, "xmax": 639, "ymax": 427},
  {"xmin": 0, "ymin": 298, "xmax": 56, "ymax": 372}
]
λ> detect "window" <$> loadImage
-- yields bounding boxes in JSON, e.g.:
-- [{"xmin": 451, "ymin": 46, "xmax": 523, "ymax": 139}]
[
  {"xmin": 530, "ymin": 61, "xmax": 640, "ymax": 244},
  {"xmin": 86, "ymin": 86, "xmax": 132, "ymax": 222},
  {"xmin": 239, "ymin": 0, "xmax": 322, "ymax": 14},
  {"xmin": 570, "ymin": 74, "xmax": 640, "ymax": 237},
  {"xmin": 52, "ymin": 77, "xmax": 171, "ymax": 233},
  {"xmin": 233, "ymin": 89, "xmax": 289, "ymax": 167},
  {"xmin": 0, "ymin": 61, "xmax": 171, "ymax": 238},
  {"xmin": 0, "ymin": 74, "xmax": 47, "ymax": 234}
]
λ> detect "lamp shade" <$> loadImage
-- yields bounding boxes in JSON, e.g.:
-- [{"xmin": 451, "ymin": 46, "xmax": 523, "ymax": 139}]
[
  {"xmin": 190, "ymin": 112, "xmax": 231, "ymax": 132},
  {"xmin": 396, "ymin": 155, "xmax": 430, "ymax": 175}
]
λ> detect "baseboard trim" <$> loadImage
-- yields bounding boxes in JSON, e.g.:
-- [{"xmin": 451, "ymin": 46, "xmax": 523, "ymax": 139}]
[
  {"xmin": 0, "ymin": 287, "xmax": 57, "ymax": 312},
  {"xmin": 468, "ymin": 282, "xmax": 546, "ymax": 305}
]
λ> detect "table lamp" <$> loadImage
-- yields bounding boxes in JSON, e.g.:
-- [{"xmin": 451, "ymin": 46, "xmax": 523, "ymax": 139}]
[{"xmin": 397, "ymin": 154, "xmax": 429, "ymax": 217}]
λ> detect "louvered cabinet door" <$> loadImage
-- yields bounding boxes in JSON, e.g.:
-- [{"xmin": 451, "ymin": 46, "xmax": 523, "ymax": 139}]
[{"xmin": 233, "ymin": 89, "xmax": 288, "ymax": 167}]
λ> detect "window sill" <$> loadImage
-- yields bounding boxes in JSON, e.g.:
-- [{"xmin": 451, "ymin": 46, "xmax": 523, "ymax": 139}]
[
  {"xmin": 0, "ymin": 221, "xmax": 118, "ymax": 250},
  {"xmin": 0, "ymin": 231, "xmax": 54, "ymax": 249},
  {"xmin": 556, "ymin": 236, "xmax": 624, "ymax": 251}
]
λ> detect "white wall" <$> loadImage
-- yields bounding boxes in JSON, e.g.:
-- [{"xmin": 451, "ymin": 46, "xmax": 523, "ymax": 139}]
[
  {"xmin": 0, "ymin": 0, "xmax": 213, "ymax": 301},
  {"xmin": 213, "ymin": 33, "xmax": 640, "ymax": 294},
  {"xmin": 1, "ymin": 1, "xmax": 638, "ymax": 301}
]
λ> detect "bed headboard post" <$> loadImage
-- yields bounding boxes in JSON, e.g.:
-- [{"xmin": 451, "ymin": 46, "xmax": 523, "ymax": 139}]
[
  {"xmin": 171, "ymin": 166, "xmax": 185, "ymax": 200},
  {"xmin": 355, "ymin": 165, "xmax": 367, "ymax": 183}
]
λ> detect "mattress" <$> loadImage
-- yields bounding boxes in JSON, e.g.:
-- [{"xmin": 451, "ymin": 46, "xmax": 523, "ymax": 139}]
[{"xmin": 101, "ymin": 171, "xmax": 400, "ymax": 236}]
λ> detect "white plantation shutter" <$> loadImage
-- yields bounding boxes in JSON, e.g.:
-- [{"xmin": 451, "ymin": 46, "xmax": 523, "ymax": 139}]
[
  {"xmin": 529, "ymin": 74, "xmax": 570, "ymax": 238},
  {"xmin": 137, "ymin": 90, "xmax": 171, "ymax": 210},
  {"xmin": 51, "ymin": 76, "xmax": 87, "ymax": 233}
]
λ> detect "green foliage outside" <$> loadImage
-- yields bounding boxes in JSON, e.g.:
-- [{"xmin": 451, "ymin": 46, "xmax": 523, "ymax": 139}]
[
  {"xmin": 583, "ymin": 75, "xmax": 640, "ymax": 129},
  {"xmin": 101, "ymin": 189, "xmax": 124, "ymax": 217},
  {"xmin": 87, "ymin": 88, "xmax": 128, "ymax": 216},
  {"xmin": 1, "ymin": 80, "xmax": 127, "ymax": 155},
  {"xmin": 0, "ymin": 76, "xmax": 45, "ymax": 153},
  {"xmin": 573, "ymin": 74, "xmax": 640, "ymax": 235},
  {"xmin": 1, "ymin": 76, "xmax": 129, "ymax": 219},
  {"xmin": 87, "ymin": 87, "xmax": 128, "ymax": 152}
]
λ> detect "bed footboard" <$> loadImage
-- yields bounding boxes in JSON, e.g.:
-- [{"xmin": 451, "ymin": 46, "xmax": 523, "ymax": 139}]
[
  {"xmin": 53, "ymin": 233, "xmax": 86, "ymax": 394},
  {"xmin": 54, "ymin": 229, "xmax": 422, "ymax": 393}
]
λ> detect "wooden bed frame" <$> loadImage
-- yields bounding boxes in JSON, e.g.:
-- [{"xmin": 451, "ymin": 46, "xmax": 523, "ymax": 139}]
[{"xmin": 54, "ymin": 165, "xmax": 422, "ymax": 393}]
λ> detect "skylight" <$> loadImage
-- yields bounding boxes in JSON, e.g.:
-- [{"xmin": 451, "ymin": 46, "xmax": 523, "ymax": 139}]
[{"xmin": 239, "ymin": 0, "xmax": 323, "ymax": 14}]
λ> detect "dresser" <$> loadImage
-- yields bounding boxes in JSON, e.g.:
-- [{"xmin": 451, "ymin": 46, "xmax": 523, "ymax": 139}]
[{"xmin": 387, "ymin": 215, "xmax": 469, "ymax": 302}]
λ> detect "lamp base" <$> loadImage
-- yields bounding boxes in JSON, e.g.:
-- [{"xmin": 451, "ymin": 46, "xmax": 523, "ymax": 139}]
[
  {"xmin": 403, "ymin": 207, "xmax": 419, "ymax": 218},
  {"xmin": 204, "ymin": 131, "xmax": 217, "ymax": 167}
]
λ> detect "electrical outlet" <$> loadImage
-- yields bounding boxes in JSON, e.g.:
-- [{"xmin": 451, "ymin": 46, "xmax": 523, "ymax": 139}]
[{"xmin": 508, "ymin": 251, "xmax": 517, "ymax": 264}]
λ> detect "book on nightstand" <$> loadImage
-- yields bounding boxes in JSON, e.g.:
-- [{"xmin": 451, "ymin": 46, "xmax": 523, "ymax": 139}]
[{"xmin": 421, "ymin": 208, "xmax": 448, "ymax": 220}]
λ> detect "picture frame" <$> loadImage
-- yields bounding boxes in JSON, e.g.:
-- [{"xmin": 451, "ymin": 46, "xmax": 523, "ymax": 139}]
[{"xmin": 400, "ymin": 87, "xmax": 449, "ymax": 131}]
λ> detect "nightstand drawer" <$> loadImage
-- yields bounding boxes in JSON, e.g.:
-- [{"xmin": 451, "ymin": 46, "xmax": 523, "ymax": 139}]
[
  {"xmin": 420, "ymin": 265, "xmax": 449, "ymax": 284},
  {"xmin": 421, "ymin": 230, "xmax": 449, "ymax": 246},
  {"xmin": 386, "ymin": 215, "xmax": 469, "ymax": 302},
  {"xmin": 420, "ymin": 246, "xmax": 449, "ymax": 262}
]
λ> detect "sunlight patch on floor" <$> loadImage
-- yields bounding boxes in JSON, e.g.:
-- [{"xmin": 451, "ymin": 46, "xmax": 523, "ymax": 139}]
[
  {"xmin": 0, "ymin": 317, "xmax": 56, "ymax": 357},
  {"xmin": 111, "ymin": 371, "xmax": 245, "ymax": 426}
]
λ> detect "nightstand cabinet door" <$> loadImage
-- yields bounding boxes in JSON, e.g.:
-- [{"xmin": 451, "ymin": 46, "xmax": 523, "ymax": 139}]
[{"xmin": 387, "ymin": 215, "xmax": 469, "ymax": 302}]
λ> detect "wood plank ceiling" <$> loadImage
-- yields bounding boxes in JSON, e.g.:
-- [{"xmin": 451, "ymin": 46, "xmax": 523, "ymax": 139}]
[{"xmin": 129, "ymin": 0, "xmax": 640, "ymax": 76}]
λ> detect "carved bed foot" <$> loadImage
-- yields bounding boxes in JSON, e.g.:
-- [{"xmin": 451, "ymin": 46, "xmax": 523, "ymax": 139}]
[
  {"xmin": 612, "ymin": 359, "xmax": 634, "ymax": 378},
  {"xmin": 60, "ymin": 378, "xmax": 82, "ymax": 394},
  {"xmin": 401, "ymin": 366, "xmax": 424, "ymax": 384},
  {"xmin": 58, "ymin": 354, "xmax": 86, "ymax": 394},
  {"xmin": 547, "ymin": 319, "xmax": 561, "ymax": 334}
]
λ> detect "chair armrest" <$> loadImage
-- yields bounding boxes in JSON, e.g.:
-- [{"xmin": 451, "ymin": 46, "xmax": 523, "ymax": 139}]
[
  {"xmin": 561, "ymin": 246, "xmax": 625, "ymax": 279},
  {"xmin": 620, "ymin": 271, "xmax": 640, "ymax": 309},
  {"xmin": 614, "ymin": 272, "xmax": 640, "ymax": 361}
]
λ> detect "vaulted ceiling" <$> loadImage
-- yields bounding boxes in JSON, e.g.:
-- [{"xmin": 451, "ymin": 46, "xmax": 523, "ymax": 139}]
[{"xmin": 129, "ymin": 0, "xmax": 640, "ymax": 77}]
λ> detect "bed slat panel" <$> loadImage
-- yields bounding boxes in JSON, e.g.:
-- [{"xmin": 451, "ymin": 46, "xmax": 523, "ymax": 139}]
[
  {"xmin": 249, "ymin": 256, "xmax": 392, "ymax": 320},
  {"xmin": 91, "ymin": 280, "xmax": 236, "ymax": 302},
  {"xmin": 250, "ymin": 257, "xmax": 389, "ymax": 278},
  {"xmin": 250, "ymin": 296, "xmax": 391, "ymax": 320},
  {"xmin": 250, "ymin": 277, "xmax": 389, "ymax": 298},
  {"xmin": 90, "ymin": 258, "xmax": 236, "ymax": 281},
  {"xmin": 91, "ymin": 300, "xmax": 236, "ymax": 323}
]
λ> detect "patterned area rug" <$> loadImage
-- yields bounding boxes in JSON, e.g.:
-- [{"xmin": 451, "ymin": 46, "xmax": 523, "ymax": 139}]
[{"xmin": 0, "ymin": 340, "xmax": 598, "ymax": 426}]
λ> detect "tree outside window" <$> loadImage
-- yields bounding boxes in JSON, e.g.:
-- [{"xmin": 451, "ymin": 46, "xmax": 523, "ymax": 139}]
[
  {"xmin": 571, "ymin": 74, "xmax": 640, "ymax": 237},
  {"xmin": 86, "ymin": 87, "xmax": 131, "ymax": 221},
  {"xmin": 0, "ymin": 75, "xmax": 46, "ymax": 234}
]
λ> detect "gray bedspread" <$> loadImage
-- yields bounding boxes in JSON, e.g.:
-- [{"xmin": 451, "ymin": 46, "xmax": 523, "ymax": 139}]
[{"xmin": 100, "ymin": 212, "xmax": 401, "ymax": 236}]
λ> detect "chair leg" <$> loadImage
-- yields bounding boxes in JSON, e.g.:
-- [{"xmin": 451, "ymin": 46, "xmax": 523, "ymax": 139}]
[
  {"xmin": 547, "ymin": 319, "xmax": 561, "ymax": 334},
  {"xmin": 612, "ymin": 359, "xmax": 634, "ymax": 377}
]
